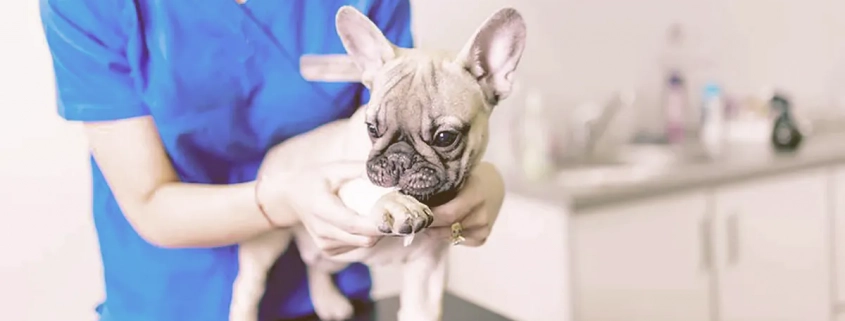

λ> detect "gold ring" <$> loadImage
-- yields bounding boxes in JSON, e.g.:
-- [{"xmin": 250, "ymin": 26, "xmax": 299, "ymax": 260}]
[{"xmin": 450, "ymin": 222, "xmax": 466, "ymax": 246}]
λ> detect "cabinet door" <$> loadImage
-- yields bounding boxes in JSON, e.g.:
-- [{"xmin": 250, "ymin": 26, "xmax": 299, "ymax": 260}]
[
  {"xmin": 833, "ymin": 165, "xmax": 845, "ymax": 310},
  {"xmin": 573, "ymin": 191, "xmax": 712, "ymax": 321},
  {"xmin": 448, "ymin": 194, "xmax": 571, "ymax": 321},
  {"xmin": 714, "ymin": 169, "xmax": 831, "ymax": 321}
]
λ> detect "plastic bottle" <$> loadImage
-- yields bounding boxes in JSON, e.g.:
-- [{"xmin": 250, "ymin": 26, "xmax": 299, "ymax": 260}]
[
  {"xmin": 700, "ymin": 82, "xmax": 725, "ymax": 155},
  {"xmin": 520, "ymin": 89, "xmax": 554, "ymax": 181},
  {"xmin": 663, "ymin": 72, "xmax": 688, "ymax": 144}
]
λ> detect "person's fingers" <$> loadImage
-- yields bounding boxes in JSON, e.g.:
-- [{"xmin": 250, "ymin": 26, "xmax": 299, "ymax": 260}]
[
  {"xmin": 312, "ymin": 221, "xmax": 379, "ymax": 248},
  {"xmin": 426, "ymin": 226, "xmax": 451, "ymax": 240},
  {"xmin": 426, "ymin": 225, "xmax": 490, "ymax": 247},
  {"xmin": 310, "ymin": 233, "xmax": 370, "ymax": 256},
  {"xmin": 459, "ymin": 208, "xmax": 490, "ymax": 230},
  {"xmin": 460, "ymin": 227, "xmax": 490, "ymax": 247},
  {"xmin": 313, "ymin": 232, "xmax": 384, "ymax": 256},
  {"xmin": 429, "ymin": 176, "xmax": 485, "ymax": 227},
  {"xmin": 313, "ymin": 196, "xmax": 383, "ymax": 236},
  {"xmin": 315, "ymin": 241, "xmax": 356, "ymax": 256},
  {"xmin": 430, "ymin": 198, "xmax": 484, "ymax": 228},
  {"xmin": 428, "ymin": 172, "xmax": 484, "ymax": 227},
  {"xmin": 301, "ymin": 209, "xmax": 376, "ymax": 249},
  {"xmin": 320, "ymin": 161, "xmax": 367, "ymax": 191},
  {"xmin": 426, "ymin": 211, "xmax": 488, "ymax": 238},
  {"xmin": 324, "ymin": 245, "xmax": 360, "ymax": 257},
  {"xmin": 426, "ymin": 207, "xmax": 490, "ymax": 246}
]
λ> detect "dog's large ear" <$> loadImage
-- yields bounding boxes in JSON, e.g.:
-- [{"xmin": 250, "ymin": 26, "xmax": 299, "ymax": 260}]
[
  {"xmin": 456, "ymin": 8, "xmax": 527, "ymax": 105},
  {"xmin": 335, "ymin": 6, "xmax": 397, "ymax": 88}
]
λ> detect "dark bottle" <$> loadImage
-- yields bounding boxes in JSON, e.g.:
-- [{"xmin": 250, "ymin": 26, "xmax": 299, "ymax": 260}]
[{"xmin": 769, "ymin": 93, "xmax": 803, "ymax": 152}]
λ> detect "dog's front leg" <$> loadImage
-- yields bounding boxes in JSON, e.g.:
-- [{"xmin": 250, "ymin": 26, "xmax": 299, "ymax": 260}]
[
  {"xmin": 398, "ymin": 238, "xmax": 449, "ymax": 321},
  {"xmin": 294, "ymin": 227, "xmax": 355, "ymax": 321},
  {"xmin": 229, "ymin": 230, "xmax": 293, "ymax": 321}
]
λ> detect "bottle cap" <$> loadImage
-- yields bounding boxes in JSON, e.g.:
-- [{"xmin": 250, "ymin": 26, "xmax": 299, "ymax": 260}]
[{"xmin": 703, "ymin": 82, "xmax": 721, "ymax": 98}]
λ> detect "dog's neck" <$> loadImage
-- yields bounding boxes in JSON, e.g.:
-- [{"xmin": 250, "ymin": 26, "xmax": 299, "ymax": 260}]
[
  {"xmin": 412, "ymin": 189, "xmax": 459, "ymax": 207},
  {"xmin": 400, "ymin": 165, "xmax": 476, "ymax": 207}
]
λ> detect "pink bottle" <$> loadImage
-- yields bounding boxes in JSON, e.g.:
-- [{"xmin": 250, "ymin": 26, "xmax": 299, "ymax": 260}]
[{"xmin": 663, "ymin": 72, "xmax": 688, "ymax": 144}]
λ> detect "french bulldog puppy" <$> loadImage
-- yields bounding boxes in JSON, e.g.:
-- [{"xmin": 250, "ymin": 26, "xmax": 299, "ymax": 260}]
[{"xmin": 229, "ymin": 6, "xmax": 526, "ymax": 321}]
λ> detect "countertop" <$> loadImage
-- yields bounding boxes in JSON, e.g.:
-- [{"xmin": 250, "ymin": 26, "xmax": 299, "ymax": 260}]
[
  {"xmin": 287, "ymin": 293, "xmax": 512, "ymax": 321},
  {"xmin": 504, "ymin": 132, "xmax": 845, "ymax": 212}
]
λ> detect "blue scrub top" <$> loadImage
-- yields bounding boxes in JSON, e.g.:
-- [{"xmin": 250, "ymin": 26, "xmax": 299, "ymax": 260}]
[{"xmin": 39, "ymin": 1, "xmax": 413, "ymax": 320}]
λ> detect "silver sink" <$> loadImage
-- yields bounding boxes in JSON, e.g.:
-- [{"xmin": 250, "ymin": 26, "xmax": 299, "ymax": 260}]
[{"xmin": 554, "ymin": 143, "xmax": 716, "ymax": 188}]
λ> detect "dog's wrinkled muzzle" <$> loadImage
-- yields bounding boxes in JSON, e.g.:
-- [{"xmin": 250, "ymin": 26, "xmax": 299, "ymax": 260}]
[{"xmin": 367, "ymin": 142, "xmax": 416, "ymax": 187}]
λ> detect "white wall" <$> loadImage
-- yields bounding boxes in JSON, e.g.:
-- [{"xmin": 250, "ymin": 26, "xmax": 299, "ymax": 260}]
[
  {"xmin": 0, "ymin": 1, "xmax": 102, "ymax": 321},
  {"xmin": 2, "ymin": 0, "xmax": 843, "ymax": 320},
  {"xmin": 411, "ymin": 0, "xmax": 844, "ymax": 135}
]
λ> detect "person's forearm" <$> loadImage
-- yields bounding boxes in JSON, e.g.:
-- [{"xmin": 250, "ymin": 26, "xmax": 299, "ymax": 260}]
[
  {"xmin": 82, "ymin": 116, "xmax": 299, "ymax": 249},
  {"xmin": 138, "ymin": 181, "xmax": 294, "ymax": 248}
]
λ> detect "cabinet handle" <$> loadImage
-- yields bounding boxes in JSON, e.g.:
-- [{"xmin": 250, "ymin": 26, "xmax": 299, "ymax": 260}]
[
  {"xmin": 699, "ymin": 216, "xmax": 713, "ymax": 271},
  {"xmin": 727, "ymin": 213, "xmax": 740, "ymax": 265}
]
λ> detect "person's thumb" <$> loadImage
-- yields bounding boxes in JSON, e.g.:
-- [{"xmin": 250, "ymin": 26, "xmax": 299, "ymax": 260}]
[{"xmin": 321, "ymin": 161, "xmax": 367, "ymax": 191}]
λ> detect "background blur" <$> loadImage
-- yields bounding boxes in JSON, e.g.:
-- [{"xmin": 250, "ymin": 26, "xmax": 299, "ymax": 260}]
[{"xmin": 4, "ymin": 0, "xmax": 845, "ymax": 320}]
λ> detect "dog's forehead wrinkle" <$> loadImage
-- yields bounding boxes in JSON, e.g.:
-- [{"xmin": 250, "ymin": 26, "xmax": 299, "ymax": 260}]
[{"xmin": 369, "ymin": 49, "xmax": 488, "ymax": 142}]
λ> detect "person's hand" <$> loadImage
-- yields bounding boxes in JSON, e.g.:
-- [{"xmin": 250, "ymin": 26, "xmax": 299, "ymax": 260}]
[
  {"xmin": 426, "ymin": 162, "xmax": 505, "ymax": 247},
  {"xmin": 258, "ymin": 161, "xmax": 382, "ymax": 255}
]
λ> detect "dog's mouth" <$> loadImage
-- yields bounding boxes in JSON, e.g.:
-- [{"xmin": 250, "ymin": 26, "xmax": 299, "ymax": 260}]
[
  {"xmin": 366, "ymin": 158, "xmax": 460, "ymax": 206},
  {"xmin": 398, "ymin": 167, "xmax": 440, "ymax": 192},
  {"xmin": 402, "ymin": 188, "xmax": 459, "ymax": 207},
  {"xmin": 367, "ymin": 165, "xmax": 443, "ymax": 194}
]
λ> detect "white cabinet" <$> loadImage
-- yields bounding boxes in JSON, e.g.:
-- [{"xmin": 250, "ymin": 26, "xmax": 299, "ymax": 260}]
[
  {"xmin": 833, "ymin": 165, "xmax": 845, "ymax": 313},
  {"xmin": 572, "ymin": 192, "xmax": 712, "ymax": 321},
  {"xmin": 572, "ymin": 169, "xmax": 832, "ymax": 321},
  {"xmin": 713, "ymin": 169, "xmax": 831, "ymax": 321},
  {"xmin": 448, "ymin": 194, "xmax": 571, "ymax": 321}
]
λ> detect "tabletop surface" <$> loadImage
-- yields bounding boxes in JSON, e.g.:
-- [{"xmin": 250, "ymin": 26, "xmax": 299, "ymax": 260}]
[{"xmin": 286, "ymin": 293, "xmax": 512, "ymax": 321}]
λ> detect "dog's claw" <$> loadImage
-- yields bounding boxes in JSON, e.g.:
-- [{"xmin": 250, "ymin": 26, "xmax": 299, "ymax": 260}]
[
  {"xmin": 403, "ymin": 234, "xmax": 415, "ymax": 247},
  {"xmin": 398, "ymin": 222, "xmax": 414, "ymax": 235},
  {"xmin": 411, "ymin": 218, "xmax": 427, "ymax": 233},
  {"xmin": 400, "ymin": 209, "xmax": 430, "ymax": 235},
  {"xmin": 378, "ymin": 223, "xmax": 393, "ymax": 234},
  {"xmin": 371, "ymin": 191, "xmax": 434, "ymax": 240},
  {"xmin": 379, "ymin": 213, "xmax": 394, "ymax": 234}
]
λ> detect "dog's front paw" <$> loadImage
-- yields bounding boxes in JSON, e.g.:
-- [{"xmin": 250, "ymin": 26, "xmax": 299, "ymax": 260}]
[
  {"xmin": 311, "ymin": 286, "xmax": 355, "ymax": 321},
  {"xmin": 397, "ymin": 307, "xmax": 443, "ymax": 321},
  {"xmin": 372, "ymin": 191, "xmax": 433, "ymax": 235},
  {"xmin": 228, "ymin": 303, "xmax": 259, "ymax": 321}
]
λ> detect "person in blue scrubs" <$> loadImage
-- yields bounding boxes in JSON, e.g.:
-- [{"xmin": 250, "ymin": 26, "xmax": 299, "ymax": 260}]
[{"xmin": 39, "ymin": 1, "xmax": 507, "ymax": 321}]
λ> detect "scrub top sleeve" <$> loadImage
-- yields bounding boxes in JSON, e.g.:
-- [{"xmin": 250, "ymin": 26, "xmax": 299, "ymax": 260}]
[
  {"xmin": 360, "ymin": 0, "xmax": 415, "ymax": 104},
  {"xmin": 368, "ymin": 0, "xmax": 415, "ymax": 49},
  {"xmin": 40, "ymin": 0, "xmax": 149, "ymax": 122}
]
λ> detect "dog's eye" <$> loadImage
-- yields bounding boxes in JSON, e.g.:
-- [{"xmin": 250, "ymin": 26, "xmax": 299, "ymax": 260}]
[
  {"xmin": 433, "ymin": 131, "xmax": 459, "ymax": 147},
  {"xmin": 366, "ymin": 123, "xmax": 379, "ymax": 138}
]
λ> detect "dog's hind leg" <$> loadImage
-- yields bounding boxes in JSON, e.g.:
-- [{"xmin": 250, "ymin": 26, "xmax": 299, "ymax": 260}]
[
  {"xmin": 294, "ymin": 227, "xmax": 355, "ymax": 321},
  {"xmin": 229, "ymin": 230, "xmax": 293, "ymax": 321}
]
